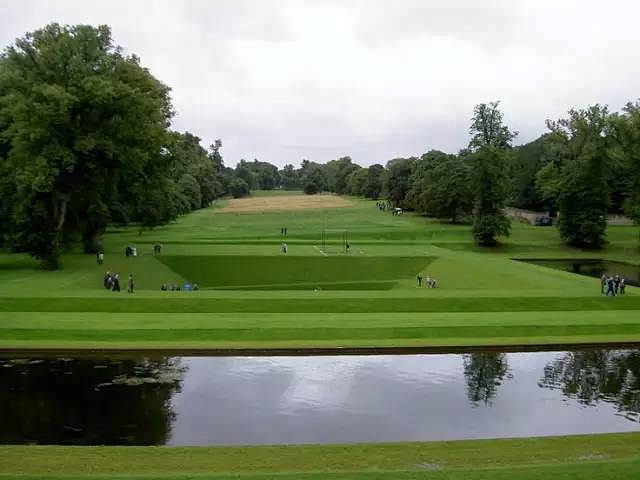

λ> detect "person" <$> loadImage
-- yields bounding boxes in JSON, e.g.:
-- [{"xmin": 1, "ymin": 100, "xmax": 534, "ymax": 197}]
[
  {"xmin": 284, "ymin": 227, "xmax": 288, "ymax": 236},
  {"xmin": 98, "ymin": 252, "xmax": 104, "ymax": 265},
  {"xmin": 431, "ymin": 278, "xmax": 438, "ymax": 288},
  {"xmin": 417, "ymin": 272, "xmax": 423, "ymax": 287},
  {"xmin": 600, "ymin": 274, "xmax": 607, "ymax": 295},
  {"xmin": 104, "ymin": 272, "xmax": 112, "ymax": 290},
  {"xmin": 620, "ymin": 278, "xmax": 626, "ymax": 295},
  {"xmin": 425, "ymin": 274, "xmax": 431, "ymax": 288},
  {"xmin": 346, "ymin": 242, "xmax": 350, "ymax": 253},
  {"xmin": 614, "ymin": 275, "xmax": 621, "ymax": 295},
  {"xmin": 606, "ymin": 276, "xmax": 615, "ymax": 296},
  {"xmin": 127, "ymin": 273, "xmax": 134, "ymax": 293},
  {"xmin": 161, "ymin": 284, "xmax": 167, "ymax": 291},
  {"xmin": 193, "ymin": 284, "xmax": 200, "ymax": 291},
  {"xmin": 112, "ymin": 273, "xmax": 121, "ymax": 292}
]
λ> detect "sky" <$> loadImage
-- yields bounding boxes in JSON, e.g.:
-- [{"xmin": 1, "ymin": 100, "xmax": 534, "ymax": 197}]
[{"xmin": 1, "ymin": 0, "xmax": 640, "ymax": 167}]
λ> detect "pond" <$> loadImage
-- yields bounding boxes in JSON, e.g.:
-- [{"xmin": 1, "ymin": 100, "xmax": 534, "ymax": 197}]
[
  {"xmin": 516, "ymin": 258, "xmax": 640, "ymax": 286},
  {"xmin": 1, "ymin": 349, "xmax": 639, "ymax": 445}
]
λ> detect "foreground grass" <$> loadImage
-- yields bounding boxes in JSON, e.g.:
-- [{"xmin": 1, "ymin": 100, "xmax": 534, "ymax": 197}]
[
  {"xmin": 1, "ymin": 308, "xmax": 640, "ymax": 350},
  {"xmin": 1, "ymin": 433, "xmax": 639, "ymax": 479}
]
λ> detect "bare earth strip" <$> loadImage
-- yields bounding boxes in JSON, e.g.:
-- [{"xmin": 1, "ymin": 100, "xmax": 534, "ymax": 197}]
[{"xmin": 218, "ymin": 194, "xmax": 355, "ymax": 213}]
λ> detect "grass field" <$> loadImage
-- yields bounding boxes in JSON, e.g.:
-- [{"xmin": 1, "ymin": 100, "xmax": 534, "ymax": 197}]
[
  {"xmin": 1, "ymin": 433, "xmax": 639, "ymax": 479},
  {"xmin": 1, "ymin": 193, "xmax": 639, "ymax": 350}
]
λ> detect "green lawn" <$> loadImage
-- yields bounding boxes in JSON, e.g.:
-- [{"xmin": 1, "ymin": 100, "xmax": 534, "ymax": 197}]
[
  {"xmin": 0, "ymin": 195, "xmax": 639, "ymax": 350},
  {"xmin": 1, "ymin": 433, "xmax": 639, "ymax": 479}
]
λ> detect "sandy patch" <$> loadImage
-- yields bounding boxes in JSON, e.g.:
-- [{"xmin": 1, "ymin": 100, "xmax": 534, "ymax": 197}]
[{"xmin": 218, "ymin": 195, "xmax": 355, "ymax": 213}]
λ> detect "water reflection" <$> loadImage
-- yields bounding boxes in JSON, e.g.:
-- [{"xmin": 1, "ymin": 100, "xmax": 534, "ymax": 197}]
[
  {"xmin": 0, "ymin": 357, "xmax": 184, "ymax": 444},
  {"xmin": 463, "ymin": 353, "xmax": 511, "ymax": 405},
  {"xmin": 539, "ymin": 349, "xmax": 640, "ymax": 422},
  {"xmin": 0, "ymin": 349, "xmax": 639, "ymax": 445}
]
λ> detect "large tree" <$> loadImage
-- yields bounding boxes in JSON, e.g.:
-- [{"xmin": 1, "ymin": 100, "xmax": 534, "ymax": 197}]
[
  {"xmin": 468, "ymin": 102, "xmax": 515, "ymax": 246},
  {"xmin": 407, "ymin": 151, "xmax": 473, "ymax": 223},
  {"xmin": 362, "ymin": 164, "xmax": 386, "ymax": 199},
  {"xmin": 543, "ymin": 105, "xmax": 611, "ymax": 248},
  {"xmin": 0, "ymin": 24, "xmax": 173, "ymax": 267},
  {"xmin": 385, "ymin": 157, "xmax": 415, "ymax": 209},
  {"xmin": 612, "ymin": 101, "xmax": 640, "ymax": 224},
  {"xmin": 325, "ymin": 156, "xmax": 360, "ymax": 195}
]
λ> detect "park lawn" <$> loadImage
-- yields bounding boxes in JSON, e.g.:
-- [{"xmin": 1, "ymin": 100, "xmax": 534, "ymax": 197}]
[
  {"xmin": 0, "ymin": 433, "xmax": 639, "ymax": 479},
  {"xmin": 0, "ymin": 195, "xmax": 639, "ymax": 349},
  {"xmin": 1, "ymin": 309, "xmax": 640, "ymax": 350}
]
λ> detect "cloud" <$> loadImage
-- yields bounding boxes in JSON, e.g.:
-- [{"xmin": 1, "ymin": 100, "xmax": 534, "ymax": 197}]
[{"xmin": 2, "ymin": 0, "xmax": 640, "ymax": 167}]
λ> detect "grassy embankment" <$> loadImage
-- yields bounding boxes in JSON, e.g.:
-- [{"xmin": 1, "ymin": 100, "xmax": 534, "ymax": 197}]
[
  {"xmin": 1, "ymin": 433, "xmax": 639, "ymax": 479},
  {"xmin": 1, "ymin": 191, "xmax": 639, "ymax": 350}
]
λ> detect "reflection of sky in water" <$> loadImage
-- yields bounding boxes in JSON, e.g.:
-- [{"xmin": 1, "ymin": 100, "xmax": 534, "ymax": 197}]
[{"xmin": 168, "ymin": 352, "xmax": 640, "ymax": 446}]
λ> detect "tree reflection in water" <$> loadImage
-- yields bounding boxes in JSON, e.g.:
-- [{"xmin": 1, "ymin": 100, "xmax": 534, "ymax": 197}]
[
  {"xmin": 0, "ymin": 357, "xmax": 185, "ymax": 445},
  {"xmin": 463, "ymin": 353, "xmax": 511, "ymax": 406},
  {"xmin": 539, "ymin": 349, "xmax": 640, "ymax": 422}
]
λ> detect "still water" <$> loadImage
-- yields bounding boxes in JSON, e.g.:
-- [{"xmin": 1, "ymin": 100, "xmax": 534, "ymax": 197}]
[
  {"xmin": 517, "ymin": 258, "xmax": 640, "ymax": 286},
  {"xmin": 1, "ymin": 349, "xmax": 639, "ymax": 445}
]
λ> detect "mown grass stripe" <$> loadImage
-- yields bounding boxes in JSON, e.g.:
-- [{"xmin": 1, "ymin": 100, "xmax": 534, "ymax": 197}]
[
  {"xmin": 1, "ymin": 296, "xmax": 639, "ymax": 313},
  {"xmin": 2, "ymin": 324, "xmax": 640, "ymax": 342}
]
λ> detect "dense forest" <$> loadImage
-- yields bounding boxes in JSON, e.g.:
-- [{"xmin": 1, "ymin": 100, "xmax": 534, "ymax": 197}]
[{"xmin": 1, "ymin": 24, "xmax": 640, "ymax": 268}]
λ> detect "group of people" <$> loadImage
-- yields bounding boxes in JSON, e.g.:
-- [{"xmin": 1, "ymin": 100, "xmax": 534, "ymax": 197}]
[
  {"xmin": 161, "ymin": 283, "xmax": 199, "ymax": 291},
  {"xmin": 417, "ymin": 272, "xmax": 438, "ymax": 288},
  {"xmin": 376, "ymin": 201, "xmax": 390, "ymax": 212},
  {"xmin": 280, "ymin": 227, "xmax": 288, "ymax": 236},
  {"xmin": 103, "ymin": 272, "xmax": 134, "ymax": 293},
  {"xmin": 601, "ymin": 274, "xmax": 626, "ymax": 296}
]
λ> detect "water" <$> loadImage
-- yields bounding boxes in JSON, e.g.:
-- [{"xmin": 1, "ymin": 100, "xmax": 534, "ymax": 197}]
[
  {"xmin": 1, "ymin": 349, "xmax": 639, "ymax": 445},
  {"xmin": 517, "ymin": 258, "xmax": 640, "ymax": 286}
]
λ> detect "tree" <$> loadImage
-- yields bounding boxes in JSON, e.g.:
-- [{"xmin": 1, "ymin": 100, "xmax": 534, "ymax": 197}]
[
  {"xmin": 611, "ymin": 101, "xmax": 640, "ymax": 223},
  {"xmin": 385, "ymin": 157, "xmax": 415, "ymax": 209},
  {"xmin": 407, "ymin": 151, "xmax": 473, "ymax": 222},
  {"xmin": 279, "ymin": 164, "xmax": 299, "ymax": 190},
  {"xmin": 325, "ymin": 156, "xmax": 360, "ymax": 194},
  {"xmin": 544, "ymin": 105, "xmax": 611, "ymax": 248},
  {"xmin": 362, "ymin": 164, "xmax": 385, "ymax": 199},
  {"xmin": 0, "ymin": 24, "xmax": 173, "ymax": 267},
  {"xmin": 229, "ymin": 178, "xmax": 250, "ymax": 198},
  {"xmin": 168, "ymin": 132, "xmax": 220, "ymax": 209},
  {"xmin": 468, "ymin": 102, "xmax": 515, "ymax": 246},
  {"xmin": 347, "ymin": 168, "xmax": 368, "ymax": 196},
  {"xmin": 509, "ymin": 135, "xmax": 548, "ymax": 211},
  {"xmin": 235, "ymin": 160, "xmax": 256, "ymax": 190},
  {"xmin": 300, "ymin": 162, "xmax": 327, "ymax": 195}
]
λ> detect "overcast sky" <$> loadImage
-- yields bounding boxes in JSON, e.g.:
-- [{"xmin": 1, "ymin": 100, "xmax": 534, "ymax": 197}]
[{"xmin": 1, "ymin": 0, "xmax": 639, "ymax": 167}]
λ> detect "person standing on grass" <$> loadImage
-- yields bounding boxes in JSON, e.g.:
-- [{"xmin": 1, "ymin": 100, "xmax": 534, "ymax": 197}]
[
  {"xmin": 425, "ymin": 274, "xmax": 431, "ymax": 288},
  {"xmin": 127, "ymin": 273, "xmax": 134, "ymax": 293},
  {"xmin": 606, "ymin": 276, "xmax": 615, "ymax": 296},
  {"xmin": 104, "ymin": 272, "xmax": 111, "ymax": 290},
  {"xmin": 620, "ymin": 278, "xmax": 626, "ymax": 295},
  {"xmin": 112, "ymin": 273, "xmax": 121, "ymax": 292},
  {"xmin": 614, "ymin": 275, "xmax": 621, "ymax": 295},
  {"xmin": 417, "ymin": 272, "xmax": 423, "ymax": 287},
  {"xmin": 600, "ymin": 274, "xmax": 607, "ymax": 294}
]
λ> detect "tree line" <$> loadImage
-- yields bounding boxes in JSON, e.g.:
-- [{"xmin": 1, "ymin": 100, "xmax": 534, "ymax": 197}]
[
  {"xmin": 1, "ymin": 24, "xmax": 639, "ymax": 269},
  {"xmin": 285, "ymin": 101, "xmax": 640, "ymax": 250}
]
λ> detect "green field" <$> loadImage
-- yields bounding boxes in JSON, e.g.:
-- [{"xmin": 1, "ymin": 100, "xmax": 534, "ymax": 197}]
[
  {"xmin": 1, "ymin": 194, "xmax": 639, "ymax": 350},
  {"xmin": 1, "ymin": 433, "xmax": 639, "ymax": 479}
]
